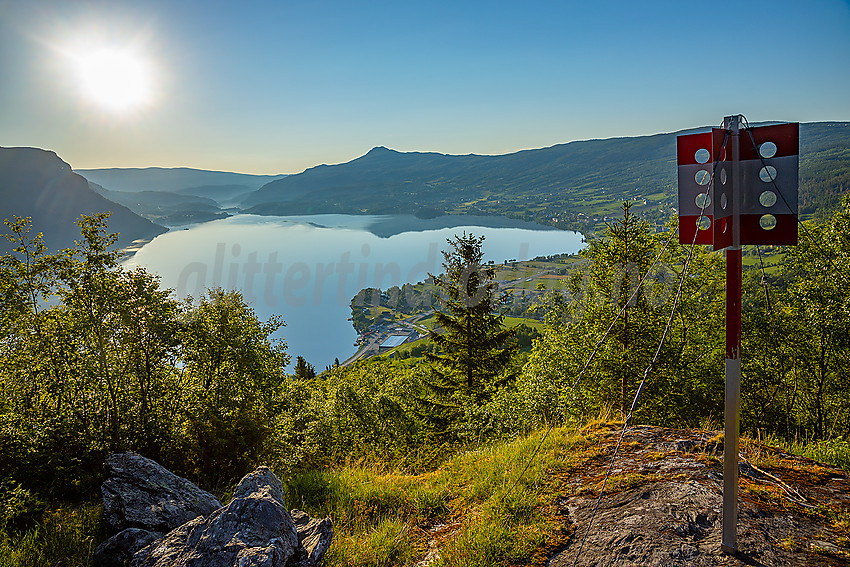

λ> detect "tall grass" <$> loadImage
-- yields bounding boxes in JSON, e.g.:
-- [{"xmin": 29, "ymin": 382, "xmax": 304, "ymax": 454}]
[
  {"xmin": 785, "ymin": 438, "xmax": 850, "ymax": 472},
  {"xmin": 280, "ymin": 423, "xmax": 598, "ymax": 567},
  {"xmin": 750, "ymin": 431, "xmax": 850, "ymax": 473},
  {"xmin": 0, "ymin": 504, "xmax": 103, "ymax": 567}
]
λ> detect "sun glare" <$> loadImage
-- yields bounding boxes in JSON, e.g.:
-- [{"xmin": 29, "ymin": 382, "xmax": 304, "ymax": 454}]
[{"xmin": 74, "ymin": 46, "xmax": 155, "ymax": 113}]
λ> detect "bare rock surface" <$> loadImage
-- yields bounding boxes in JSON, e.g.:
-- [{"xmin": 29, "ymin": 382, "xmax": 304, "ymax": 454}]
[
  {"xmin": 233, "ymin": 466, "xmax": 288, "ymax": 503},
  {"xmin": 547, "ymin": 425, "xmax": 850, "ymax": 567},
  {"xmin": 102, "ymin": 453, "xmax": 222, "ymax": 532},
  {"xmin": 93, "ymin": 527, "xmax": 163, "ymax": 567}
]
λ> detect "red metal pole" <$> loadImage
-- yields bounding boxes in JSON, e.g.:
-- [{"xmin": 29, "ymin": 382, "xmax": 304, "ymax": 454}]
[
  {"xmin": 721, "ymin": 115, "xmax": 742, "ymax": 555},
  {"xmin": 722, "ymin": 246, "xmax": 742, "ymax": 554},
  {"xmin": 725, "ymin": 248, "xmax": 742, "ymax": 361}
]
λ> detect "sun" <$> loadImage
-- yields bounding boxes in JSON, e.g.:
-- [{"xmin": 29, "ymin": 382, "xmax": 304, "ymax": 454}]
[{"xmin": 73, "ymin": 45, "xmax": 155, "ymax": 113}]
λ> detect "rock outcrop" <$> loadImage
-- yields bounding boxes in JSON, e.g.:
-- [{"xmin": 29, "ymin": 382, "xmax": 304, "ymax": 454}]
[
  {"xmin": 547, "ymin": 425, "xmax": 850, "ymax": 567},
  {"xmin": 95, "ymin": 455, "xmax": 333, "ymax": 567},
  {"xmin": 290, "ymin": 510, "xmax": 334, "ymax": 567},
  {"xmin": 134, "ymin": 466, "xmax": 301, "ymax": 567},
  {"xmin": 101, "ymin": 453, "xmax": 222, "ymax": 532}
]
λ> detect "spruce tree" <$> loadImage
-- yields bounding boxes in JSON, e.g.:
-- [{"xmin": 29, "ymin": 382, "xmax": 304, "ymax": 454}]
[
  {"xmin": 422, "ymin": 233, "xmax": 515, "ymax": 432},
  {"xmin": 294, "ymin": 355, "xmax": 316, "ymax": 379}
]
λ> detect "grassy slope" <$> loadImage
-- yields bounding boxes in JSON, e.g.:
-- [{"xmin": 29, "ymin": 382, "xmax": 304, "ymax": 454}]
[
  {"xmin": 287, "ymin": 424, "xmax": 850, "ymax": 567},
  {"xmin": 0, "ymin": 504, "xmax": 103, "ymax": 567},
  {"xmin": 283, "ymin": 422, "xmax": 606, "ymax": 567},
  {"xmin": 2, "ymin": 419, "xmax": 849, "ymax": 567}
]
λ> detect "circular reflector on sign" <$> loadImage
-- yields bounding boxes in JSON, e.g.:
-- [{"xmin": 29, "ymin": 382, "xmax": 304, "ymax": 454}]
[
  {"xmin": 695, "ymin": 170, "xmax": 710, "ymax": 185},
  {"xmin": 697, "ymin": 216, "xmax": 711, "ymax": 231},
  {"xmin": 759, "ymin": 165, "xmax": 777, "ymax": 183},
  {"xmin": 759, "ymin": 214, "xmax": 777, "ymax": 230},
  {"xmin": 695, "ymin": 148, "xmax": 710, "ymax": 164},
  {"xmin": 695, "ymin": 192, "xmax": 711, "ymax": 209},
  {"xmin": 759, "ymin": 141, "xmax": 777, "ymax": 159},
  {"xmin": 759, "ymin": 191, "xmax": 777, "ymax": 208}
]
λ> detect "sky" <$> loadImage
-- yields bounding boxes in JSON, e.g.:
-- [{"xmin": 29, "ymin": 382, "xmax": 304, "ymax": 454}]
[{"xmin": 1, "ymin": 0, "xmax": 849, "ymax": 174}]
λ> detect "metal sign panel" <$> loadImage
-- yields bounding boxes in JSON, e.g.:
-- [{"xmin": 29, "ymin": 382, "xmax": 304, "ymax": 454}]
[
  {"xmin": 676, "ymin": 131, "xmax": 714, "ymax": 245},
  {"xmin": 739, "ymin": 122, "xmax": 799, "ymax": 246},
  {"xmin": 677, "ymin": 121, "xmax": 799, "ymax": 249},
  {"xmin": 712, "ymin": 128, "xmax": 735, "ymax": 251}
]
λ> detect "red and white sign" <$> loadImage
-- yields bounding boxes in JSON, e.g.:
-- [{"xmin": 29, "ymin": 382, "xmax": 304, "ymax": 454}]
[{"xmin": 677, "ymin": 122, "xmax": 798, "ymax": 248}]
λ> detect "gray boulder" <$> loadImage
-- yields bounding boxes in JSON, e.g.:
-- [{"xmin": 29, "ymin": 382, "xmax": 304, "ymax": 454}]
[
  {"xmin": 102, "ymin": 453, "xmax": 222, "ymax": 532},
  {"xmin": 233, "ymin": 466, "xmax": 287, "ymax": 503},
  {"xmin": 290, "ymin": 509, "xmax": 334, "ymax": 567},
  {"xmin": 132, "ymin": 466, "xmax": 301, "ymax": 567},
  {"xmin": 93, "ymin": 528, "xmax": 163, "ymax": 567}
]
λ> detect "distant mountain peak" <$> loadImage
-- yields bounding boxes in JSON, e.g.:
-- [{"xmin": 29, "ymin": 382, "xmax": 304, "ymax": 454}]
[{"xmin": 366, "ymin": 146, "xmax": 399, "ymax": 155}]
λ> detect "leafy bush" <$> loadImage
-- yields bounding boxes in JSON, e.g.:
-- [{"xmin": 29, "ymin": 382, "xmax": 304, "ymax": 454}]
[
  {"xmin": 0, "ymin": 481, "xmax": 46, "ymax": 530},
  {"xmin": 1, "ymin": 216, "xmax": 292, "ymax": 498}
]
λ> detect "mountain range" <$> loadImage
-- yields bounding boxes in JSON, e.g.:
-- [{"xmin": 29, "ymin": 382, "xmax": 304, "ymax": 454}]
[
  {"xmin": 75, "ymin": 167, "xmax": 284, "ymax": 194},
  {"xmin": 78, "ymin": 167, "xmax": 288, "ymax": 226},
  {"xmin": 239, "ymin": 122, "xmax": 850, "ymax": 232},
  {"xmin": 3, "ymin": 121, "xmax": 848, "ymax": 252}
]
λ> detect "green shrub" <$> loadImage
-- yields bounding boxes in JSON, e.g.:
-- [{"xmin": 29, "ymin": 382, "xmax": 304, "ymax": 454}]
[{"xmin": 0, "ymin": 480, "xmax": 47, "ymax": 530}]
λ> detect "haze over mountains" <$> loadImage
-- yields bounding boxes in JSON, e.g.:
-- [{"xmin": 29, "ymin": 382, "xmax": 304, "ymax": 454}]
[
  {"xmin": 90, "ymin": 185, "xmax": 230, "ymax": 227},
  {"xmin": 78, "ymin": 168, "xmax": 288, "ymax": 226},
  {"xmin": 3, "ymin": 122, "xmax": 849, "ymax": 252},
  {"xmin": 76, "ymin": 167, "xmax": 285, "ymax": 193}
]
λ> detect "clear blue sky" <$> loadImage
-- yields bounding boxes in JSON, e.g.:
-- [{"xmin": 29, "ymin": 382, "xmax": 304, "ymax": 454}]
[{"xmin": 1, "ymin": 0, "xmax": 849, "ymax": 174}]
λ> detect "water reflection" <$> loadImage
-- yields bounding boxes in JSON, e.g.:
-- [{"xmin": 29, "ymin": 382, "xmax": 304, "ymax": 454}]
[{"xmin": 125, "ymin": 214, "xmax": 584, "ymax": 369}]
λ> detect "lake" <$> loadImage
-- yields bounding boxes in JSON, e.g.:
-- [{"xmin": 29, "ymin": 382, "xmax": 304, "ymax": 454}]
[{"xmin": 124, "ymin": 214, "xmax": 585, "ymax": 369}]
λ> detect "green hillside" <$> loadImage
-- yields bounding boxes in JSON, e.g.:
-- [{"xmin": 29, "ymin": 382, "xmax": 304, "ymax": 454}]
[
  {"xmin": 3, "ymin": 196, "xmax": 850, "ymax": 566},
  {"xmin": 242, "ymin": 122, "xmax": 850, "ymax": 233}
]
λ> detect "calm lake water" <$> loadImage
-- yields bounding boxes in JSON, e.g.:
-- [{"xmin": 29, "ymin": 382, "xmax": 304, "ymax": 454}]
[{"xmin": 124, "ymin": 214, "xmax": 585, "ymax": 369}]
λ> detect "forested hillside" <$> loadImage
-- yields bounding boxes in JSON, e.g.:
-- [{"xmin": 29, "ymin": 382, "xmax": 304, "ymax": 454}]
[{"xmin": 241, "ymin": 122, "xmax": 850, "ymax": 232}]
